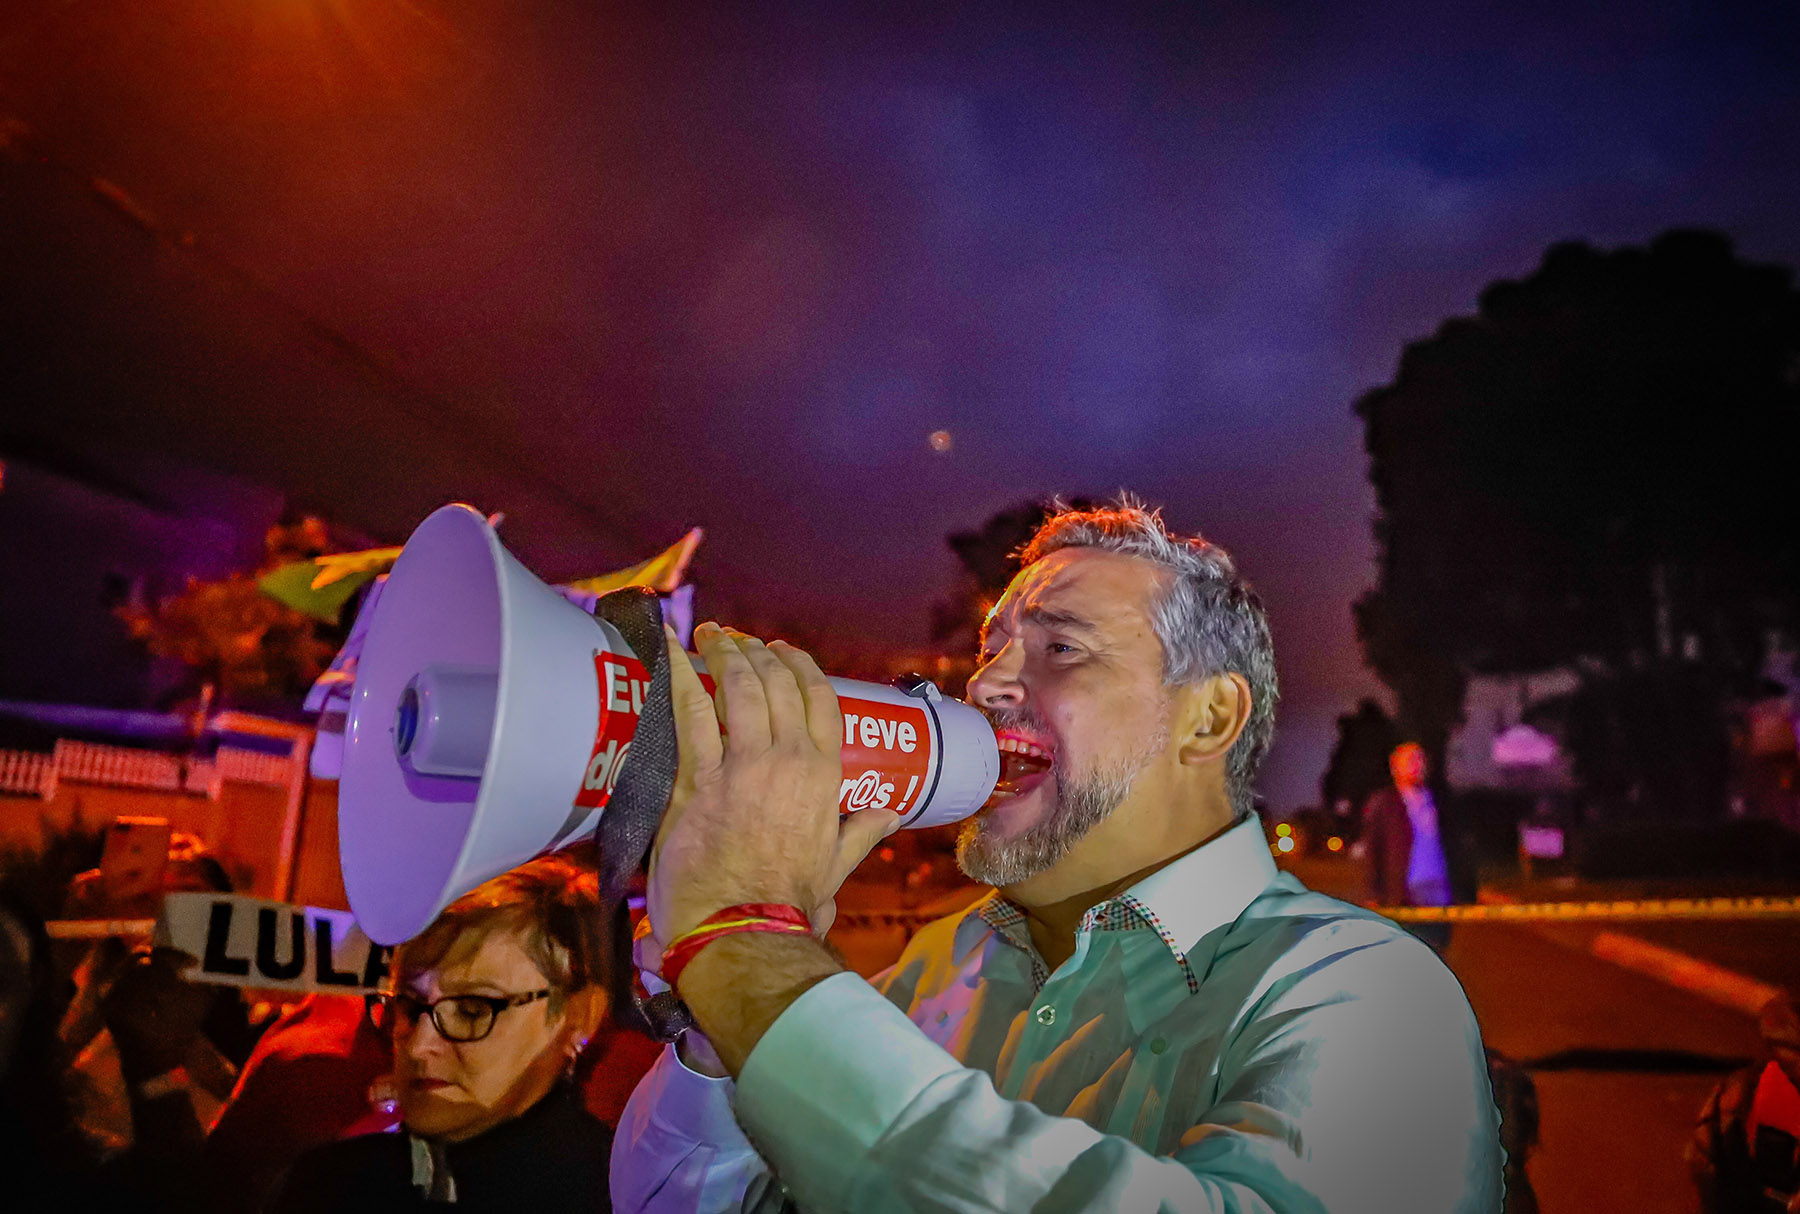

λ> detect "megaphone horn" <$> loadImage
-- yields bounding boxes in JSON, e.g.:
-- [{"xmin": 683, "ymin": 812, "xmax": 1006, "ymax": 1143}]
[{"xmin": 339, "ymin": 505, "xmax": 999, "ymax": 945}]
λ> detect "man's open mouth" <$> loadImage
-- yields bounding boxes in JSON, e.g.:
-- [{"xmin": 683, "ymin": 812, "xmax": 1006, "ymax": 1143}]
[{"xmin": 990, "ymin": 731, "xmax": 1054, "ymax": 801}]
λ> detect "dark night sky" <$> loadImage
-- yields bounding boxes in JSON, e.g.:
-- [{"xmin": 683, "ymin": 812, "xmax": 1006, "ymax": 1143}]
[{"xmin": 2, "ymin": 0, "xmax": 1797, "ymax": 808}]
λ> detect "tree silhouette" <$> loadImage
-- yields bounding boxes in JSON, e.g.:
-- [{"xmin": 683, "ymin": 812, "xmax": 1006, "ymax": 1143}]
[
  {"xmin": 1320, "ymin": 698, "xmax": 1403, "ymax": 813},
  {"xmin": 117, "ymin": 516, "xmax": 346, "ymax": 707},
  {"xmin": 1356, "ymin": 229, "xmax": 1800, "ymax": 818},
  {"xmin": 931, "ymin": 497, "xmax": 1101, "ymax": 658}
]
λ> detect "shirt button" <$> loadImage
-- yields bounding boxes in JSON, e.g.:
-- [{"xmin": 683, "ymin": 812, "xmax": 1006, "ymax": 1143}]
[
  {"xmin": 1035, "ymin": 1005, "xmax": 1056, "ymax": 1026},
  {"xmin": 1150, "ymin": 1037, "xmax": 1168, "ymax": 1055}
]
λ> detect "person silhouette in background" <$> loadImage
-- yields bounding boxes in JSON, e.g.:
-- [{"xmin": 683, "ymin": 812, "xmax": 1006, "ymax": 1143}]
[
  {"xmin": 1362, "ymin": 741, "xmax": 1456, "ymax": 953},
  {"xmin": 1690, "ymin": 990, "xmax": 1800, "ymax": 1214}
]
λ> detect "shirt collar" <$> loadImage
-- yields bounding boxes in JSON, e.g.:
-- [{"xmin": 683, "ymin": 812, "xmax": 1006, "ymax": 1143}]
[
  {"xmin": 953, "ymin": 889, "xmax": 1014, "ymax": 963},
  {"xmin": 1122, "ymin": 814, "xmax": 1278, "ymax": 957},
  {"xmin": 950, "ymin": 814, "xmax": 1279, "ymax": 966}
]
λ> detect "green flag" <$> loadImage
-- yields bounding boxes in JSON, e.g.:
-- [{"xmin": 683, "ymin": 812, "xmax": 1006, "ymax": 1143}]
[{"xmin": 256, "ymin": 547, "xmax": 400, "ymax": 623}]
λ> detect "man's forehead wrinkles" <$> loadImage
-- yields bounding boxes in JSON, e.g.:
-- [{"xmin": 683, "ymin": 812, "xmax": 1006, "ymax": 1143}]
[
  {"xmin": 987, "ymin": 549, "xmax": 1161, "ymax": 648},
  {"xmin": 1020, "ymin": 605, "xmax": 1099, "ymax": 633},
  {"xmin": 995, "ymin": 554, "xmax": 1140, "ymax": 634}
]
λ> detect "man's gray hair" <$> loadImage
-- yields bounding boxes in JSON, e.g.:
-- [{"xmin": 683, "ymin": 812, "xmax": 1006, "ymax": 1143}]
[{"xmin": 1019, "ymin": 495, "xmax": 1278, "ymax": 818}]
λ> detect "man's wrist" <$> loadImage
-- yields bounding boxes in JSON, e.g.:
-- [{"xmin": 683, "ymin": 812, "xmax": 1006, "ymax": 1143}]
[
  {"xmin": 661, "ymin": 904, "xmax": 813, "ymax": 987},
  {"xmin": 674, "ymin": 931, "xmax": 842, "ymax": 1076},
  {"xmin": 659, "ymin": 897, "xmax": 812, "ymax": 949}
]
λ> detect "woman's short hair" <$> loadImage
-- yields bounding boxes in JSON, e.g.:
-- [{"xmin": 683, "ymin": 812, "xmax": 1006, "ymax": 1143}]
[{"xmin": 394, "ymin": 852, "xmax": 605, "ymax": 1010}]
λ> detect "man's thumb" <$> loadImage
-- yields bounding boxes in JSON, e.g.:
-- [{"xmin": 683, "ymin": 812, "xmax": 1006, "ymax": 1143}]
[{"xmin": 837, "ymin": 807, "xmax": 903, "ymax": 872}]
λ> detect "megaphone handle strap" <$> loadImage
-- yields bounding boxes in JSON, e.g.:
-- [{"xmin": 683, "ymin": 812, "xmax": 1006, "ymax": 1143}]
[
  {"xmin": 635, "ymin": 986, "xmax": 696, "ymax": 1043},
  {"xmin": 591, "ymin": 587, "xmax": 679, "ymax": 902}
]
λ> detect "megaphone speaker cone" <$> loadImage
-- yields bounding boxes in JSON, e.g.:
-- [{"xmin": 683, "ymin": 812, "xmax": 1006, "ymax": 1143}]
[{"xmin": 339, "ymin": 505, "xmax": 606, "ymax": 944}]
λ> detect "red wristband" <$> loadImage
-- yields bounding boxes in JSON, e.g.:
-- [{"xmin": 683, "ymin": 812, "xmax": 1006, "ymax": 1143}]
[{"xmin": 661, "ymin": 903, "xmax": 813, "ymax": 989}]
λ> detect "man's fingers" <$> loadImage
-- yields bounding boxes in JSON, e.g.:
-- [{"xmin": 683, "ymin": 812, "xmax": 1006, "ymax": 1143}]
[
  {"xmin": 811, "ymin": 898, "xmax": 838, "ymax": 938},
  {"xmin": 834, "ymin": 807, "xmax": 904, "ymax": 888},
  {"xmin": 665, "ymin": 626, "xmax": 724, "ymax": 781},
  {"xmin": 768, "ymin": 639, "xmax": 843, "ymax": 757},
  {"xmin": 695, "ymin": 623, "xmax": 773, "ymax": 753},
  {"xmin": 727, "ymin": 631, "xmax": 809, "ymax": 747}
]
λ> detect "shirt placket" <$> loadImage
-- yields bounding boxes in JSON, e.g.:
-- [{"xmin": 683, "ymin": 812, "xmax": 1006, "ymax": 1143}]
[
  {"xmin": 1008, "ymin": 933, "xmax": 1093, "ymax": 1091},
  {"xmin": 1014, "ymin": 900, "xmax": 1134, "ymax": 1077},
  {"xmin": 976, "ymin": 900, "xmax": 1075, "ymax": 1086}
]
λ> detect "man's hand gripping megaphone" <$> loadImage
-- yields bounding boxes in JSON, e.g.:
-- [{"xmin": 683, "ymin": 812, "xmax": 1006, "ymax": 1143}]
[{"xmin": 636, "ymin": 621, "xmax": 904, "ymax": 1069}]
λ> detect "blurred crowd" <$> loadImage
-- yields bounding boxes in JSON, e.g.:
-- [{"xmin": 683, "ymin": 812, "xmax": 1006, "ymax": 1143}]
[
  {"xmin": 0, "ymin": 834, "xmax": 658, "ymax": 1212},
  {"xmin": 3, "ymin": 810, "xmax": 1796, "ymax": 1212}
]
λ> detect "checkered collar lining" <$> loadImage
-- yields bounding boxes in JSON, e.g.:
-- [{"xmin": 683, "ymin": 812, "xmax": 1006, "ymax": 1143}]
[{"xmin": 951, "ymin": 815, "xmax": 1279, "ymax": 994}]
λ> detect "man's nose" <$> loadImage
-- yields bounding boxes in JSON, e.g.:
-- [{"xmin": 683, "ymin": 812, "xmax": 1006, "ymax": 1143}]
[{"xmin": 968, "ymin": 642, "xmax": 1024, "ymax": 709}]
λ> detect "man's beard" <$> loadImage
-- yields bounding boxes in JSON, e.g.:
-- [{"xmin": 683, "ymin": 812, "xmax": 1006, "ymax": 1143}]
[{"xmin": 956, "ymin": 714, "xmax": 1165, "ymax": 887}]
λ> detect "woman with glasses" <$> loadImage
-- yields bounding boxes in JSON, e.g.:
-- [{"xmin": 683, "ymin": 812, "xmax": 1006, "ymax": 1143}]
[{"xmin": 270, "ymin": 853, "xmax": 614, "ymax": 1211}]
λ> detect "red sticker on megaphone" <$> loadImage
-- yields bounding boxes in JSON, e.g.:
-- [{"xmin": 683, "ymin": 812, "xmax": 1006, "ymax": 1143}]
[
  {"xmin": 572, "ymin": 651, "xmax": 937, "ymax": 819},
  {"xmin": 835, "ymin": 701, "xmax": 932, "ymax": 816},
  {"xmin": 574, "ymin": 652, "xmax": 648, "ymax": 811}
]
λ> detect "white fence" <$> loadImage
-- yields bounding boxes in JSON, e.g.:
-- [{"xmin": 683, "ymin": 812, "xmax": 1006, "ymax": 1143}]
[
  {"xmin": 215, "ymin": 747, "xmax": 295, "ymax": 789},
  {"xmin": 53, "ymin": 739, "xmax": 186, "ymax": 792},
  {"xmin": 0, "ymin": 749, "xmax": 57, "ymax": 799},
  {"xmin": 0, "ymin": 740, "xmax": 297, "ymax": 800}
]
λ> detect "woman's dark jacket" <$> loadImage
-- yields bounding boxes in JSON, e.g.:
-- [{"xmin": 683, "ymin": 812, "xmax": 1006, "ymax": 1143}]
[{"xmin": 269, "ymin": 1081, "xmax": 612, "ymax": 1212}]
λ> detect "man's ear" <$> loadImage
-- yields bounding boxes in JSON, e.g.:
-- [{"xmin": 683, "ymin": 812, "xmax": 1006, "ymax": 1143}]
[{"xmin": 1176, "ymin": 673, "xmax": 1252, "ymax": 767}]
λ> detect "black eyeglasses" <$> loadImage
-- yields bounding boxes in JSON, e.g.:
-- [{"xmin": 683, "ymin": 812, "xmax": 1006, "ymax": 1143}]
[{"xmin": 366, "ymin": 988, "xmax": 552, "ymax": 1043}]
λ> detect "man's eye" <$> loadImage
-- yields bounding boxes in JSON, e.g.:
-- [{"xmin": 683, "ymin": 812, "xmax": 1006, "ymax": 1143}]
[{"xmin": 1047, "ymin": 642, "xmax": 1076, "ymax": 655}]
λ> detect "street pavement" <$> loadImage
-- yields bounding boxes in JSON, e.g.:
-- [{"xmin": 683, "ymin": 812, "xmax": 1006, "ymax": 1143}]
[
  {"xmin": 1294, "ymin": 851, "xmax": 1796, "ymax": 1212},
  {"xmin": 1447, "ymin": 917, "xmax": 1768, "ymax": 1213}
]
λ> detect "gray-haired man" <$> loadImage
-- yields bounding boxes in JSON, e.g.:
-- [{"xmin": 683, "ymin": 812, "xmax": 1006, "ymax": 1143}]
[{"xmin": 614, "ymin": 498, "xmax": 1503, "ymax": 1213}]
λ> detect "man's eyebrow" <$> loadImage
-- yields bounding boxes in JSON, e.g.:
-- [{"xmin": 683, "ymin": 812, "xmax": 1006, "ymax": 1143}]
[
  {"xmin": 1020, "ymin": 606, "xmax": 1099, "ymax": 634},
  {"xmin": 978, "ymin": 604, "xmax": 1100, "ymax": 651}
]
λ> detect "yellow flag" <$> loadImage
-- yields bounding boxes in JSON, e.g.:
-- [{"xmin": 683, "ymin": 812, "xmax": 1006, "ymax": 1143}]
[
  {"xmin": 307, "ymin": 547, "xmax": 403, "ymax": 589},
  {"xmin": 564, "ymin": 528, "xmax": 704, "ymax": 595},
  {"xmin": 262, "ymin": 527, "xmax": 702, "ymax": 624}
]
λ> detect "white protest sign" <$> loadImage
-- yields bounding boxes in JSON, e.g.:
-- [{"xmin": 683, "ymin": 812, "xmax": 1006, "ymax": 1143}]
[{"xmin": 155, "ymin": 892, "xmax": 392, "ymax": 993}]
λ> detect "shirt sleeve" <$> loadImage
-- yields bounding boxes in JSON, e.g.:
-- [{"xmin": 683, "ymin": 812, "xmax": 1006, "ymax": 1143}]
[
  {"xmin": 609, "ymin": 951, "xmax": 917, "ymax": 1214},
  {"xmin": 609, "ymin": 1042, "xmax": 774, "ymax": 1214},
  {"xmin": 732, "ymin": 944, "xmax": 1503, "ymax": 1214}
]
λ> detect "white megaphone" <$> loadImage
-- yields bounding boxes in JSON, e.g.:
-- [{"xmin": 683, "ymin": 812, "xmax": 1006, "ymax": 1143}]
[{"xmin": 339, "ymin": 504, "xmax": 1000, "ymax": 945}]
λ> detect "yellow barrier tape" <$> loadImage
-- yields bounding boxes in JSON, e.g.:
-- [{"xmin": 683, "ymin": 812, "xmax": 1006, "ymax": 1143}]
[
  {"xmin": 834, "ymin": 896, "xmax": 1800, "ymax": 932},
  {"xmin": 1385, "ymin": 897, "xmax": 1800, "ymax": 922}
]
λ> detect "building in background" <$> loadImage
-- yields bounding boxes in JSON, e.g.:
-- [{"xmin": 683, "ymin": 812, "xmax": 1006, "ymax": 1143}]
[{"xmin": 1445, "ymin": 670, "xmax": 1579, "ymax": 797}]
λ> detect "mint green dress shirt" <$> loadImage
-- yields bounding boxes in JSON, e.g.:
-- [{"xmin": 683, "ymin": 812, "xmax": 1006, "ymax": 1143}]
[{"xmin": 612, "ymin": 816, "xmax": 1504, "ymax": 1213}]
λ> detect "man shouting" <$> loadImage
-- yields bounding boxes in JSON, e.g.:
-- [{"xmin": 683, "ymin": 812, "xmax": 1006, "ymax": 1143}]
[{"xmin": 613, "ymin": 498, "xmax": 1503, "ymax": 1213}]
